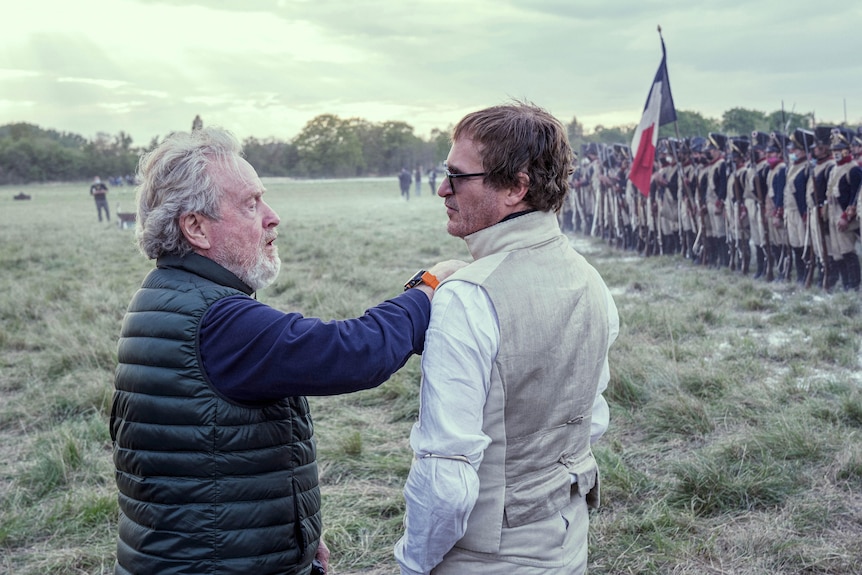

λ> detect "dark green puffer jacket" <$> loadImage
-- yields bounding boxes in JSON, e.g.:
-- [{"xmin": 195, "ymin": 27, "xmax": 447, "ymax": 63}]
[{"xmin": 111, "ymin": 254, "xmax": 320, "ymax": 575}]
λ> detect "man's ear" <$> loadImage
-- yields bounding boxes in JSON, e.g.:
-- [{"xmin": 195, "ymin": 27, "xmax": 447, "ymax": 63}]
[
  {"xmin": 179, "ymin": 213, "xmax": 212, "ymax": 251},
  {"xmin": 503, "ymin": 172, "xmax": 530, "ymax": 207}
]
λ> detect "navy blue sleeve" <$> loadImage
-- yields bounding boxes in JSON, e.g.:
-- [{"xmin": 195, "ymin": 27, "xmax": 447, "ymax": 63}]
[
  {"xmin": 199, "ymin": 289, "xmax": 430, "ymax": 402},
  {"xmin": 772, "ymin": 167, "xmax": 786, "ymax": 208},
  {"xmin": 714, "ymin": 163, "xmax": 727, "ymax": 201},
  {"xmin": 793, "ymin": 169, "xmax": 808, "ymax": 215},
  {"xmin": 849, "ymin": 166, "xmax": 862, "ymax": 208}
]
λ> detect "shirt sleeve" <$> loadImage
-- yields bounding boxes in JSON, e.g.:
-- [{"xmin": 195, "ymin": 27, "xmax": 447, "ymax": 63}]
[
  {"xmin": 591, "ymin": 284, "xmax": 619, "ymax": 444},
  {"xmin": 199, "ymin": 289, "xmax": 430, "ymax": 402},
  {"xmin": 395, "ymin": 281, "xmax": 497, "ymax": 575}
]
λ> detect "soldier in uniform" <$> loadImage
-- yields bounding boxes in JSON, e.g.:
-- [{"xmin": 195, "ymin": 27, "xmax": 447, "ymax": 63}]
[
  {"xmin": 808, "ymin": 126, "xmax": 838, "ymax": 289},
  {"xmin": 595, "ymin": 144, "xmax": 616, "ymax": 241},
  {"xmin": 689, "ymin": 136, "xmax": 710, "ymax": 264},
  {"xmin": 785, "ymin": 129, "xmax": 814, "ymax": 284},
  {"xmin": 671, "ymin": 140, "xmax": 697, "ymax": 259},
  {"xmin": 766, "ymin": 132, "xmax": 789, "ymax": 280},
  {"xmin": 613, "ymin": 144, "xmax": 635, "ymax": 250},
  {"xmin": 643, "ymin": 146, "xmax": 665, "ymax": 256},
  {"xmin": 568, "ymin": 146, "xmax": 590, "ymax": 234},
  {"xmin": 624, "ymin": 153, "xmax": 643, "ymax": 252},
  {"xmin": 703, "ymin": 133, "xmax": 728, "ymax": 267},
  {"xmin": 573, "ymin": 143, "xmax": 600, "ymax": 237},
  {"xmin": 654, "ymin": 139, "xmax": 682, "ymax": 256},
  {"xmin": 748, "ymin": 131, "xmax": 772, "ymax": 280},
  {"xmin": 559, "ymin": 152, "xmax": 578, "ymax": 233},
  {"xmin": 727, "ymin": 137, "xmax": 752, "ymax": 274},
  {"xmin": 828, "ymin": 127, "xmax": 862, "ymax": 290}
]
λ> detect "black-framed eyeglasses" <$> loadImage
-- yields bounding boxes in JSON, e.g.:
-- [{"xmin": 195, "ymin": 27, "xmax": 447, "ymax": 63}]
[{"xmin": 443, "ymin": 168, "xmax": 486, "ymax": 193}]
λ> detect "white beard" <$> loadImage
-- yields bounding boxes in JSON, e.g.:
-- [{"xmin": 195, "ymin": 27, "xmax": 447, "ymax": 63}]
[
  {"xmin": 240, "ymin": 250, "xmax": 281, "ymax": 291},
  {"xmin": 213, "ymin": 243, "xmax": 281, "ymax": 292}
]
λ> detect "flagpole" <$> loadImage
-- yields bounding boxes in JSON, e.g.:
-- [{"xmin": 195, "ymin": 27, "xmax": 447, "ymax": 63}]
[{"xmin": 657, "ymin": 26, "xmax": 701, "ymax": 262}]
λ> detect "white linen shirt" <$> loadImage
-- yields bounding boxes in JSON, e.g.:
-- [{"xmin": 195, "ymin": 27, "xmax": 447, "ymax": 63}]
[{"xmin": 394, "ymin": 278, "xmax": 617, "ymax": 575}]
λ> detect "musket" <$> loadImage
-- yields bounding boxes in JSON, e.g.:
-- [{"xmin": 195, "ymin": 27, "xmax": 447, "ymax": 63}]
[
  {"xmin": 803, "ymin": 212, "xmax": 815, "ymax": 288},
  {"xmin": 572, "ymin": 169, "xmax": 586, "ymax": 231},
  {"xmin": 724, "ymin": 139, "xmax": 740, "ymax": 269},
  {"xmin": 729, "ymin": 148, "xmax": 744, "ymax": 270},
  {"xmin": 590, "ymin": 146, "xmax": 605, "ymax": 238},
  {"xmin": 776, "ymin": 129, "xmax": 792, "ymax": 281},
  {"xmin": 803, "ymin": 131, "xmax": 830, "ymax": 289},
  {"xmin": 751, "ymin": 140, "xmax": 774, "ymax": 281},
  {"xmin": 609, "ymin": 147, "xmax": 624, "ymax": 248}
]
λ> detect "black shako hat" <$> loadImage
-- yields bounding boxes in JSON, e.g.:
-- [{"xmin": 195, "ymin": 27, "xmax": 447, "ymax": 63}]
[
  {"xmin": 706, "ymin": 132, "xmax": 727, "ymax": 151},
  {"xmin": 830, "ymin": 127, "xmax": 854, "ymax": 150},
  {"xmin": 730, "ymin": 137, "xmax": 750, "ymax": 158},
  {"xmin": 813, "ymin": 126, "xmax": 835, "ymax": 147},
  {"xmin": 751, "ymin": 131, "xmax": 770, "ymax": 151},
  {"xmin": 689, "ymin": 136, "xmax": 707, "ymax": 153},
  {"xmin": 789, "ymin": 128, "xmax": 815, "ymax": 151},
  {"xmin": 768, "ymin": 132, "xmax": 789, "ymax": 154}
]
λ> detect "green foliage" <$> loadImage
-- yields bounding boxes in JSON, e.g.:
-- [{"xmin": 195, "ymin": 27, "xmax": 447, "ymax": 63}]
[
  {"xmin": 293, "ymin": 114, "xmax": 366, "ymax": 177},
  {"xmin": 719, "ymin": 107, "xmax": 815, "ymax": 136},
  {"xmin": 721, "ymin": 107, "xmax": 768, "ymax": 135},
  {"xmin": 589, "ymin": 123, "xmax": 636, "ymax": 145},
  {"xmin": 290, "ymin": 115, "xmax": 442, "ymax": 178},
  {"xmin": 243, "ymin": 136, "xmax": 297, "ymax": 176},
  {"xmin": 658, "ymin": 109, "xmax": 721, "ymax": 138},
  {"xmin": 0, "ymin": 123, "xmax": 141, "ymax": 184}
]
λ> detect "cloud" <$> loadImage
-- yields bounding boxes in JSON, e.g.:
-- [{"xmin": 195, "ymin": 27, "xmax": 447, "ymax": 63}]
[{"xmin": 1, "ymin": 0, "xmax": 860, "ymax": 148}]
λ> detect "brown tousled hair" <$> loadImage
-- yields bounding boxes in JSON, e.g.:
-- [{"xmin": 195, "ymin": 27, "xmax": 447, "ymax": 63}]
[{"xmin": 452, "ymin": 101, "xmax": 573, "ymax": 213}]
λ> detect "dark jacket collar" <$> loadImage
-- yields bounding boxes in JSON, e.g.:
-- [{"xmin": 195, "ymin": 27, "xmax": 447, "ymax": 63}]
[{"xmin": 156, "ymin": 253, "xmax": 254, "ymax": 295}]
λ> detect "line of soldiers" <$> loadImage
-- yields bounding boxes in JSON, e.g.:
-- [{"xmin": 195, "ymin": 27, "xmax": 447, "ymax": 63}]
[{"xmin": 562, "ymin": 126, "xmax": 862, "ymax": 291}]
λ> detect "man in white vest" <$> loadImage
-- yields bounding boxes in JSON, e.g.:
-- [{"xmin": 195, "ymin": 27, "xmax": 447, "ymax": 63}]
[{"xmin": 395, "ymin": 101, "xmax": 619, "ymax": 575}]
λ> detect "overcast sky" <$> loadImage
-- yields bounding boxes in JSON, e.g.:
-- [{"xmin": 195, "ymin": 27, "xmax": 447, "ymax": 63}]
[{"xmin": 2, "ymin": 0, "xmax": 860, "ymax": 147}]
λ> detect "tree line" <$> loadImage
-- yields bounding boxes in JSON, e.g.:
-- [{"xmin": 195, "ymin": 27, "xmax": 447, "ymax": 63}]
[
  {"xmin": 567, "ymin": 107, "xmax": 819, "ymax": 152},
  {"xmin": 0, "ymin": 106, "xmax": 834, "ymax": 185},
  {"xmin": 0, "ymin": 116, "xmax": 452, "ymax": 185}
]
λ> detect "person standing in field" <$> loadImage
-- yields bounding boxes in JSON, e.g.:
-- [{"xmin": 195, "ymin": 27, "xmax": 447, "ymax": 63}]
[
  {"xmin": 90, "ymin": 176, "xmax": 110, "ymax": 222},
  {"xmin": 395, "ymin": 102, "xmax": 619, "ymax": 575},
  {"xmin": 110, "ymin": 126, "xmax": 464, "ymax": 575},
  {"xmin": 414, "ymin": 166, "xmax": 422, "ymax": 196},
  {"xmin": 399, "ymin": 167, "xmax": 413, "ymax": 200},
  {"xmin": 428, "ymin": 166, "xmax": 438, "ymax": 195}
]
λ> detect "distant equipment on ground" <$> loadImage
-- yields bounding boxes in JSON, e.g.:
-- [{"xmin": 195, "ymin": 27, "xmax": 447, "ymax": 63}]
[
  {"xmin": 116, "ymin": 203, "xmax": 137, "ymax": 229},
  {"xmin": 13, "ymin": 192, "xmax": 31, "ymax": 200}
]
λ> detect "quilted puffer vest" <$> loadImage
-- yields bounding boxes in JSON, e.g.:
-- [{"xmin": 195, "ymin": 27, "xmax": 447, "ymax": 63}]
[{"xmin": 111, "ymin": 254, "xmax": 320, "ymax": 575}]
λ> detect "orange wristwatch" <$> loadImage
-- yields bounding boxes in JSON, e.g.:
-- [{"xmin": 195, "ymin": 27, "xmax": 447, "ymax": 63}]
[{"xmin": 403, "ymin": 270, "xmax": 440, "ymax": 291}]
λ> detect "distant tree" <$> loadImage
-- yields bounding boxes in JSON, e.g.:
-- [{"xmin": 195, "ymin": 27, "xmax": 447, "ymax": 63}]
[
  {"xmin": 659, "ymin": 109, "xmax": 721, "ymax": 139},
  {"xmin": 378, "ymin": 121, "xmax": 420, "ymax": 174},
  {"xmin": 566, "ymin": 115, "xmax": 586, "ymax": 145},
  {"xmin": 721, "ymin": 107, "xmax": 768, "ymax": 136},
  {"xmin": 244, "ymin": 137, "xmax": 297, "ymax": 177},
  {"xmin": 345, "ymin": 118, "xmax": 384, "ymax": 176},
  {"xmin": 765, "ymin": 109, "xmax": 815, "ymax": 133},
  {"xmin": 588, "ymin": 124, "xmax": 635, "ymax": 145},
  {"xmin": 293, "ymin": 114, "xmax": 365, "ymax": 178},
  {"xmin": 429, "ymin": 127, "xmax": 451, "ymax": 164}
]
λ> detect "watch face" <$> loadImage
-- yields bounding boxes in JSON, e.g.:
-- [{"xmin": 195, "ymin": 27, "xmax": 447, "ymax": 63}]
[{"xmin": 404, "ymin": 270, "xmax": 426, "ymax": 291}]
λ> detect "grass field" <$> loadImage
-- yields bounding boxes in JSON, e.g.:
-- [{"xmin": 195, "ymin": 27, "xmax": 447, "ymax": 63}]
[{"xmin": 1, "ymin": 178, "xmax": 861, "ymax": 574}]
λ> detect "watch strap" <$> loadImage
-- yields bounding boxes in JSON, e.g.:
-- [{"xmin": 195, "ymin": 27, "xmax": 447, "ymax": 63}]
[{"xmin": 404, "ymin": 269, "xmax": 439, "ymax": 291}]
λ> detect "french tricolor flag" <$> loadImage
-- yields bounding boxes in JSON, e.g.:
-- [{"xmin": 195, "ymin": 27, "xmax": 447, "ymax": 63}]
[{"xmin": 629, "ymin": 33, "xmax": 677, "ymax": 197}]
